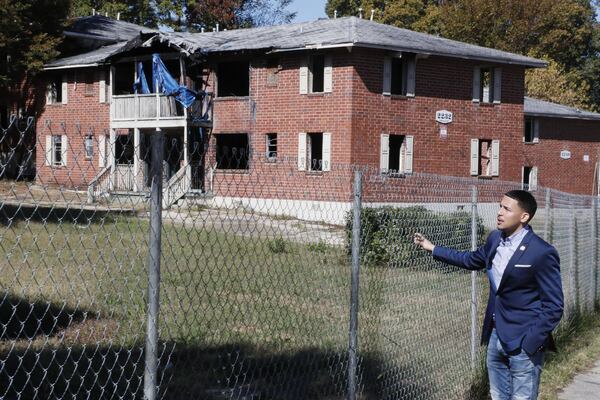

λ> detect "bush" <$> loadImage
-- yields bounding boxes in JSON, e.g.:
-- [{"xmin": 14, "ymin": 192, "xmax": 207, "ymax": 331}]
[{"xmin": 345, "ymin": 206, "xmax": 486, "ymax": 267}]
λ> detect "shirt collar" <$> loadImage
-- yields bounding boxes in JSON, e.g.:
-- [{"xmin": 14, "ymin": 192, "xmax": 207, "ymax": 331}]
[{"xmin": 501, "ymin": 224, "xmax": 530, "ymax": 244}]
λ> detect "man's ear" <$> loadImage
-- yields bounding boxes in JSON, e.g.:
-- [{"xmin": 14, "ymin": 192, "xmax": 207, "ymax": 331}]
[{"xmin": 520, "ymin": 212, "xmax": 530, "ymax": 224}]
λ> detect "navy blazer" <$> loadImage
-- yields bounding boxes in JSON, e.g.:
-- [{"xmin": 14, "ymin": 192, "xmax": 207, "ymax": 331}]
[{"xmin": 432, "ymin": 228, "xmax": 564, "ymax": 355}]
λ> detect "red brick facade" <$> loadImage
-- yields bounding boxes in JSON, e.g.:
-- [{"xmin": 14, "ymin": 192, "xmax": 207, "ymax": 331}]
[{"xmin": 35, "ymin": 47, "xmax": 600, "ymax": 197}]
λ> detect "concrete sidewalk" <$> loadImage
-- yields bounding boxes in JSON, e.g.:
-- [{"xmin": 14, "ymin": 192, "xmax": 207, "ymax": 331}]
[{"xmin": 558, "ymin": 358, "xmax": 600, "ymax": 399}]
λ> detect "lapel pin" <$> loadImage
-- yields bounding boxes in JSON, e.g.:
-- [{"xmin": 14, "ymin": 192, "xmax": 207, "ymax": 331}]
[{"xmin": 520, "ymin": 245, "xmax": 526, "ymax": 251}]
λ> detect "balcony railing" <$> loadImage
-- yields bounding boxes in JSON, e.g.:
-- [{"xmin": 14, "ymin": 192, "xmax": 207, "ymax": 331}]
[{"xmin": 112, "ymin": 94, "xmax": 184, "ymax": 121}]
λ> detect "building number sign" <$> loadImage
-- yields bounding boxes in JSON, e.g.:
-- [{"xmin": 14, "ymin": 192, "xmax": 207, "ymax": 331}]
[
  {"xmin": 560, "ymin": 150, "xmax": 571, "ymax": 160},
  {"xmin": 435, "ymin": 110, "xmax": 453, "ymax": 124}
]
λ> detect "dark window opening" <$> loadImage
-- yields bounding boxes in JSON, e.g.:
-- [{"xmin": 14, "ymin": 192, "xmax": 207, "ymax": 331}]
[
  {"xmin": 480, "ymin": 68, "xmax": 493, "ymax": 103},
  {"xmin": 523, "ymin": 166, "xmax": 532, "ymax": 188},
  {"xmin": 391, "ymin": 58, "xmax": 407, "ymax": 95},
  {"xmin": 310, "ymin": 55, "xmax": 325, "ymax": 93},
  {"xmin": 216, "ymin": 134, "xmax": 249, "ymax": 169},
  {"xmin": 479, "ymin": 139, "xmax": 492, "ymax": 176},
  {"xmin": 115, "ymin": 133, "xmax": 134, "ymax": 164},
  {"xmin": 52, "ymin": 135, "xmax": 62, "ymax": 166},
  {"xmin": 114, "ymin": 63, "xmax": 135, "ymax": 95},
  {"xmin": 388, "ymin": 134, "xmax": 405, "ymax": 172},
  {"xmin": 47, "ymin": 74, "xmax": 62, "ymax": 103},
  {"xmin": 308, "ymin": 133, "xmax": 323, "ymax": 171},
  {"xmin": 266, "ymin": 133, "xmax": 277, "ymax": 160},
  {"xmin": 85, "ymin": 135, "xmax": 94, "ymax": 159},
  {"xmin": 217, "ymin": 61, "xmax": 250, "ymax": 97}
]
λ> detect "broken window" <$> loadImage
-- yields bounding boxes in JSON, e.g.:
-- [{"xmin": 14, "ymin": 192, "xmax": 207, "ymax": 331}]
[
  {"xmin": 480, "ymin": 68, "xmax": 493, "ymax": 103},
  {"xmin": 46, "ymin": 74, "xmax": 64, "ymax": 104},
  {"xmin": 266, "ymin": 133, "xmax": 277, "ymax": 160},
  {"xmin": 216, "ymin": 133, "xmax": 249, "ymax": 169},
  {"xmin": 470, "ymin": 139, "xmax": 499, "ymax": 177},
  {"xmin": 522, "ymin": 166, "xmax": 538, "ymax": 191},
  {"xmin": 524, "ymin": 117, "xmax": 539, "ymax": 143},
  {"xmin": 380, "ymin": 134, "xmax": 414, "ymax": 174},
  {"xmin": 85, "ymin": 135, "xmax": 94, "ymax": 159},
  {"xmin": 52, "ymin": 135, "xmax": 63, "ymax": 166},
  {"xmin": 217, "ymin": 61, "xmax": 250, "ymax": 97}
]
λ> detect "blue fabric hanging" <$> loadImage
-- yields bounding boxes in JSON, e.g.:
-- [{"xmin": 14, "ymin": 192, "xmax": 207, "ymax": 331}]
[
  {"xmin": 152, "ymin": 54, "xmax": 197, "ymax": 108},
  {"xmin": 133, "ymin": 62, "xmax": 150, "ymax": 94}
]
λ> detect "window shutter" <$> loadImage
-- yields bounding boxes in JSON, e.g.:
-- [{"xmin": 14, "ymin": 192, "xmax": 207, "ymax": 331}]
[
  {"xmin": 45, "ymin": 135, "xmax": 52, "ymax": 166},
  {"xmin": 61, "ymin": 74, "xmax": 68, "ymax": 104},
  {"xmin": 491, "ymin": 139, "xmax": 500, "ymax": 176},
  {"xmin": 322, "ymin": 132, "xmax": 331, "ymax": 171},
  {"xmin": 323, "ymin": 56, "xmax": 333, "ymax": 93},
  {"xmin": 533, "ymin": 119, "xmax": 540, "ymax": 143},
  {"xmin": 493, "ymin": 67, "xmax": 502, "ymax": 103},
  {"xmin": 380, "ymin": 134, "xmax": 389, "ymax": 173},
  {"xmin": 299, "ymin": 59, "xmax": 308, "ymax": 94},
  {"xmin": 472, "ymin": 67, "xmax": 480, "ymax": 102},
  {"xmin": 99, "ymin": 71, "xmax": 106, "ymax": 103},
  {"xmin": 530, "ymin": 166, "xmax": 538, "ymax": 191},
  {"xmin": 470, "ymin": 139, "xmax": 479, "ymax": 176},
  {"xmin": 404, "ymin": 135, "xmax": 414, "ymax": 173},
  {"xmin": 406, "ymin": 57, "xmax": 416, "ymax": 97},
  {"xmin": 383, "ymin": 56, "xmax": 392, "ymax": 95},
  {"xmin": 61, "ymin": 135, "xmax": 68, "ymax": 166},
  {"xmin": 99, "ymin": 135, "xmax": 106, "ymax": 167},
  {"xmin": 298, "ymin": 132, "xmax": 307, "ymax": 170}
]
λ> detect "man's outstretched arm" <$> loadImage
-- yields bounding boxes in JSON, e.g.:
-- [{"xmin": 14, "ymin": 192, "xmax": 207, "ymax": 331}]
[{"xmin": 414, "ymin": 232, "xmax": 489, "ymax": 271}]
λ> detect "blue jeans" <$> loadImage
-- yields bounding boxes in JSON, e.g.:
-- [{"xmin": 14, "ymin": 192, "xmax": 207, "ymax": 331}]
[{"xmin": 487, "ymin": 329, "xmax": 544, "ymax": 400}]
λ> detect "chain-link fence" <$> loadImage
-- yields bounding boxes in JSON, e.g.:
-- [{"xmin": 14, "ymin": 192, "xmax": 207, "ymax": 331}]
[{"xmin": 1, "ymin": 117, "xmax": 598, "ymax": 399}]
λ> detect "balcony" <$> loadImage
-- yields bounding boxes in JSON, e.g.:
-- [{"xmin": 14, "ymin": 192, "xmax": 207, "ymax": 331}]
[{"xmin": 111, "ymin": 93, "xmax": 212, "ymax": 129}]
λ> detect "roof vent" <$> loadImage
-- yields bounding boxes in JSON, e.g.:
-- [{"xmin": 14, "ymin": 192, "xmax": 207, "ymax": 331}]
[
  {"xmin": 358, "ymin": 7, "xmax": 363, "ymax": 19},
  {"xmin": 370, "ymin": 9, "xmax": 375, "ymax": 21}
]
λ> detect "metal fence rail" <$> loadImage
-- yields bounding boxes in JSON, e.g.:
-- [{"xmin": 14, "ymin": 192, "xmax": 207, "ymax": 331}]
[{"xmin": 1, "ymin": 119, "xmax": 598, "ymax": 399}]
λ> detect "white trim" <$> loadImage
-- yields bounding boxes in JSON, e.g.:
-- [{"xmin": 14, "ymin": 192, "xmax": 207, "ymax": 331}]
[
  {"xmin": 470, "ymin": 138, "xmax": 479, "ymax": 176},
  {"xmin": 298, "ymin": 132, "xmax": 307, "ymax": 170},
  {"xmin": 404, "ymin": 135, "xmax": 414, "ymax": 174},
  {"xmin": 323, "ymin": 55, "xmax": 333, "ymax": 93},
  {"xmin": 380, "ymin": 134, "xmax": 389, "ymax": 173},
  {"xmin": 491, "ymin": 139, "xmax": 500, "ymax": 176}
]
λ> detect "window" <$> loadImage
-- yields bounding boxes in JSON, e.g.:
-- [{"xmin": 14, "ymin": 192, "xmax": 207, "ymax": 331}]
[
  {"xmin": 522, "ymin": 166, "xmax": 538, "ymax": 191},
  {"xmin": 45, "ymin": 135, "xmax": 67, "ymax": 167},
  {"xmin": 266, "ymin": 133, "xmax": 277, "ymax": 160},
  {"xmin": 380, "ymin": 134, "xmax": 414, "ymax": 174},
  {"xmin": 217, "ymin": 61, "xmax": 249, "ymax": 97},
  {"xmin": 266, "ymin": 58, "xmax": 280, "ymax": 87},
  {"xmin": 46, "ymin": 74, "xmax": 67, "ymax": 104},
  {"xmin": 85, "ymin": 135, "xmax": 94, "ymax": 159},
  {"xmin": 115, "ymin": 133, "xmax": 134, "ymax": 165},
  {"xmin": 383, "ymin": 54, "xmax": 416, "ymax": 96},
  {"xmin": 524, "ymin": 117, "xmax": 540, "ymax": 143},
  {"xmin": 216, "ymin": 133, "xmax": 249, "ymax": 169},
  {"xmin": 299, "ymin": 55, "xmax": 332, "ymax": 94},
  {"xmin": 473, "ymin": 66, "xmax": 501, "ymax": 103},
  {"xmin": 297, "ymin": 132, "xmax": 331, "ymax": 171},
  {"xmin": 84, "ymin": 71, "xmax": 95, "ymax": 96},
  {"xmin": 470, "ymin": 139, "xmax": 499, "ymax": 177}
]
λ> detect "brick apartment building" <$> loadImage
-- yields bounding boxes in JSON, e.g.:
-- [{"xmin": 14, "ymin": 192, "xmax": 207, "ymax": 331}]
[{"xmin": 36, "ymin": 15, "xmax": 600, "ymax": 211}]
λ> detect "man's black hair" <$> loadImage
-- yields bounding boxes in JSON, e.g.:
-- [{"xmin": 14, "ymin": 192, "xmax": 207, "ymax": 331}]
[{"xmin": 504, "ymin": 190, "xmax": 537, "ymax": 222}]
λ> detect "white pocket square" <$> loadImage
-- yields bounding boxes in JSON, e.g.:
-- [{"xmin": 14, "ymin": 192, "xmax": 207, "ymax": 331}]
[{"xmin": 515, "ymin": 264, "xmax": 532, "ymax": 268}]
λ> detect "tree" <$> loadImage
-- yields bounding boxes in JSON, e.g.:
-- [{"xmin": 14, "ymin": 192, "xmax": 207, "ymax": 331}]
[{"xmin": 69, "ymin": 0, "xmax": 158, "ymax": 27}]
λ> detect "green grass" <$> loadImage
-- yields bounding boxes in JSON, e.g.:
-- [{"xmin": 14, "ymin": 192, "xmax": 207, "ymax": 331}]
[{"xmin": 0, "ymin": 214, "xmax": 497, "ymax": 399}]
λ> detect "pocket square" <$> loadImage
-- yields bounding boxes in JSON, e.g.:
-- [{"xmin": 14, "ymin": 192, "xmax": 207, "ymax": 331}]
[{"xmin": 515, "ymin": 264, "xmax": 532, "ymax": 268}]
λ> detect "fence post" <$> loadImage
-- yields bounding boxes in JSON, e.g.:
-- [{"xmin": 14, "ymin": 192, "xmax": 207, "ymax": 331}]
[
  {"xmin": 544, "ymin": 188, "xmax": 551, "ymax": 243},
  {"xmin": 470, "ymin": 186, "xmax": 478, "ymax": 370},
  {"xmin": 347, "ymin": 169, "xmax": 362, "ymax": 400},
  {"xmin": 593, "ymin": 197, "xmax": 598, "ymax": 308},
  {"xmin": 144, "ymin": 128, "xmax": 164, "ymax": 400},
  {"xmin": 570, "ymin": 199, "xmax": 579, "ymax": 316}
]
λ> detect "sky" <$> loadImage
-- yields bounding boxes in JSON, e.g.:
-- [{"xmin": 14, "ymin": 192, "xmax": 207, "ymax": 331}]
[{"xmin": 289, "ymin": 0, "xmax": 328, "ymax": 22}]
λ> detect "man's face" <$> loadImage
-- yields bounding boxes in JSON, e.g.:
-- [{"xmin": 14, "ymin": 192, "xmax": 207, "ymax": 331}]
[{"xmin": 497, "ymin": 195, "xmax": 529, "ymax": 234}]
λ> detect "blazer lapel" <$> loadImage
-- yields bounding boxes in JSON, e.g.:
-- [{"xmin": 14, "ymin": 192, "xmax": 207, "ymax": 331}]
[{"xmin": 496, "ymin": 229, "xmax": 534, "ymax": 293}]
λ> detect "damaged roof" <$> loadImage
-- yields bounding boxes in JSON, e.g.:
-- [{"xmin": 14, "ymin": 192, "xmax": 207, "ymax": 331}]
[
  {"xmin": 524, "ymin": 97, "xmax": 600, "ymax": 121},
  {"xmin": 46, "ymin": 15, "xmax": 546, "ymax": 69}
]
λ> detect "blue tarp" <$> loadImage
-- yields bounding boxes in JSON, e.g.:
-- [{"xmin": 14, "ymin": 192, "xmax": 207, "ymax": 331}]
[
  {"xmin": 133, "ymin": 62, "xmax": 150, "ymax": 94},
  {"xmin": 152, "ymin": 54, "xmax": 197, "ymax": 108}
]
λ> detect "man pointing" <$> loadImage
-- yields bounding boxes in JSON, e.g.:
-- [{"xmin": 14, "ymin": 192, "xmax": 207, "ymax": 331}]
[{"xmin": 414, "ymin": 190, "xmax": 563, "ymax": 400}]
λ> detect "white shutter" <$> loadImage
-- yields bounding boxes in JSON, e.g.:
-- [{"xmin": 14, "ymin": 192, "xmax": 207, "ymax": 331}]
[
  {"xmin": 470, "ymin": 139, "xmax": 479, "ymax": 176},
  {"xmin": 99, "ymin": 71, "xmax": 106, "ymax": 103},
  {"xmin": 472, "ymin": 67, "xmax": 480, "ymax": 102},
  {"xmin": 299, "ymin": 59, "xmax": 308, "ymax": 94},
  {"xmin": 99, "ymin": 135, "xmax": 106, "ymax": 167},
  {"xmin": 298, "ymin": 132, "xmax": 307, "ymax": 170},
  {"xmin": 383, "ymin": 56, "xmax": 392, "ymax": 95},
  {"xmin": 61, "ymin": 74, "xmax": 68, "ymax": 104},
  {"xmin": 323, "ymin": 56, "xmax": 333, "ymax": 93},
  {"xmin": 404, "ymin": 135, "xmax": 414, "ymax": 173},
  {"xmin": 533, "ymin": 119, "xmax": 540, "ymax": 143},
  {"xmin": 491, "ymin": 139, "xmax": 500, "ymax": 176},
  {"xmin": 322, "ymin": 132, "xmax": 331, "ymax": 171},
  {"xmin": 61, "ymin": 135, "xmax": 68, "ymax": 166},
  {"xmin": 406, "ymin": 57, "xmax": 416, "ymax": 97},
  {"xmin": 45, "ymin": 135, "xmax": 52, "ymax": 166},
  {"xmin": 380, "ymin": 134, "xmax": 389, "ymax": 173},
  {"xmin": 530, "ymin": 167, "xmax": 538, "ymax": 191},
  {"xmin": 493, "ymin": 67, "xmax": 502, "ymax": 103}
]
